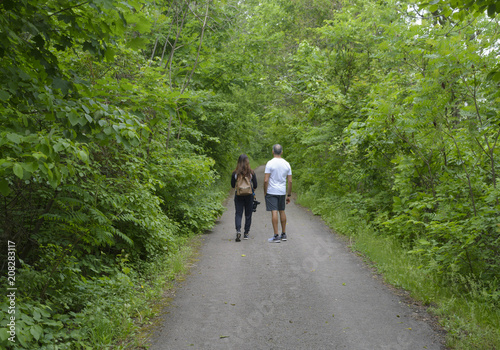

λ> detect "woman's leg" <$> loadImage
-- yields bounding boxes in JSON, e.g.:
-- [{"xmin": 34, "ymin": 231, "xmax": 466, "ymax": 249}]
[
  {"xmin": 234, "ymin": 196, "xmax": 243, "ymax": 233},
  {"xmin": 243, "ymin": 195, "xmax": 254, "ymax": 234}
]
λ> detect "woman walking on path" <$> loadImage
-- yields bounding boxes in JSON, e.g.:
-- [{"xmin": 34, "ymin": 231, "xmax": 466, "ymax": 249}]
[{"xmin": 231, "ymin": 154, "xmax": 257, "ymax": 242}]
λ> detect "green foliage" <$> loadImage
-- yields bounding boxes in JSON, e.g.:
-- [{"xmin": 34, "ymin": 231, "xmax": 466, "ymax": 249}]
[
  {"xmin": 2, "ymin": 0, "xmax": 499, "ymax": 348},
  {"xmin": 270, "ymin": 0, "xmax": 500, "ymax": 288},
  {"xmin": 0, "ymin": 240, "xmax": 199, "ymax": 349},
  {"xmin": 421, "ymin": 0, "xmax": 500, "ymax": 19},
  {"xmin": 0, "ymin": 0, "xmax": 241, "ymax": 348},
  {"xmin": 254, "ymin": 0, "xmax": 500, "ymax": 347}
]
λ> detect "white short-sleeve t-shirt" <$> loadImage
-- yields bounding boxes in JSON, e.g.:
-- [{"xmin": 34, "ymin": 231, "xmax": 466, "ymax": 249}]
[{"xmin": 265, "ymin": 157, "xmax": 292, "ymax": 195}]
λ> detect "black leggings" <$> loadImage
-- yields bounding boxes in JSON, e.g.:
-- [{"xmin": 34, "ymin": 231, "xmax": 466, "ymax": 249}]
[{"xmin": 234, "ymin": 194, "xmax": 254, "ymax": 233}]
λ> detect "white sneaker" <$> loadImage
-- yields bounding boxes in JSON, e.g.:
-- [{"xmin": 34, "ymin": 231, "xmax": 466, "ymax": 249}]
[{"xmin": 268, "ymin": 234, "xmax": 281, "ymax": 243}]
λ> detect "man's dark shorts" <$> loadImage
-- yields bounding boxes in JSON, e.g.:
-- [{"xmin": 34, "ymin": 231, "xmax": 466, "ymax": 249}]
[{"xmin": 265, "ymin": 194, "xmax": 286, "ymax": 211}]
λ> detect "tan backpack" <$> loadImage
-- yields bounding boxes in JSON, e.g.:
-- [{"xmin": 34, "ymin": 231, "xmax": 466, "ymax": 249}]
[{"xmin": 236, "ymin": 174, "xmax": 253, "ymax": 196}]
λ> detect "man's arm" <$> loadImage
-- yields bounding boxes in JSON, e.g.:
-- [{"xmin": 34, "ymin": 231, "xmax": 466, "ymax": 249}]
[
  {"xmin": 264, "ymin": 173, "xmax": 270, "ymax": 195},
  {"xmin": 286, "ymin": 174, "xmax": 292, "ymax": 203}
]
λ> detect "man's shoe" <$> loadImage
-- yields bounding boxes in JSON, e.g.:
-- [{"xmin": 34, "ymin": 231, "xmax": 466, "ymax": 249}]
[
  {"xmin": 243, "ymin": 233, "xmax": 249, "ymax": 240},
  {"xmin": 281, "ymin": 233, "xmax": 287, "ymax": 241},
  {"xmin": 268, "ymin": 234, "xmax": 281, "ymax": 243},
  {"xmin": 236, "ymin": 232, "xmax": 241, "ymax": 242}
]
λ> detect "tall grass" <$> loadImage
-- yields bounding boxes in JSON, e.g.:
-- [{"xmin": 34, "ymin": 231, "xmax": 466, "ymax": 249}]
[
  {"xmin": 124, "ymin": 234, "xmax": 201, "ymax": 348},
  {"xmin": 297, "ymin": 192, "xmax": 500, "ymax": 350}
]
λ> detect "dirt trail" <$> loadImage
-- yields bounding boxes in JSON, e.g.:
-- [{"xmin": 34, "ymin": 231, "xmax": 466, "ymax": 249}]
[{"xmin": 149, "ymin": 165, "xmax": 445, "ymax": 350}]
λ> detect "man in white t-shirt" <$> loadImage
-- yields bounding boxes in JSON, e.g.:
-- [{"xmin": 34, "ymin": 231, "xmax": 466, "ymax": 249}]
[{"xmin": 264, "ymin": 144, "xmax": 292, "ymax": 243}]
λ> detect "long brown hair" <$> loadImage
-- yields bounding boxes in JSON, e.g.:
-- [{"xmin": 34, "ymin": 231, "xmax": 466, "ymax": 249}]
[{"xmin": 234, "ymin": 154, "xmax": 252, "ymax": 177}]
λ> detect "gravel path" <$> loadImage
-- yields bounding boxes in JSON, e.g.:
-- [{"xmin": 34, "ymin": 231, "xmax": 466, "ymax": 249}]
[{"xmin": 149, "ymin": 166, "xmax": 445, "ymax": 350}]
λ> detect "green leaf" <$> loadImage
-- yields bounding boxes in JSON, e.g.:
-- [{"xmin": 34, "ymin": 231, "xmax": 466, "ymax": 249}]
[
  {"xmin": 78, "ymin": 150, "xmax": 89, "ymax": 162},
  {"xmin": 0, "ymin": 179, "xmax": 10, "ymax": 196},
  {"xmin": 126, "ymin": 37, "xmax": 148, "ymax": 49},
  {"xmin": 105, "ymin": 47, "xmax": 116, "ymax": 61},
  {"xmin": 13, "ymin": 163, "xmax": 23, "ymax": 179},
  {"xmin": 52, "ymin": 77, "xmax": 70, "ymax": 95},
  {"xmin": 33, "ymin": 309, "xmax": 41, "ymax": 321},
  {"xmin": 0, "ymin": 90, "xmax": 10, "ymax": 101},
  {"xmin": 6, "ymin": 133, "xmax": 22, "ymax": 144},
  {"xmin": 32, "ymin": 152, "xmax": 47, "ymax": 160},
  {"xmin": 487, "ymin": 3, "xmax": 497, "ymax": 17},
  {"xmin": 486, "ymin": 69, "xmax": 500, "ymax": 81},
  {"xmin": 418, "ymin": 239, "xmax": 431, "ymax": 245},
  {"xmin": 428, "ymin": 4, "xmax": 439, "ymax": 11},
  {"xmin": 17, "ymin": 331, "xmax": 30, "ymax": 348},
  {"xmin": 48, "ymin": 174, "xmax": 59, "ymax": 189},
  {"xmin": 0, "ymin": 328, "xmax": 8, "ymax": 342},
  {"xmin": 21, "ymin": 162, "xmax": 38, "ymax": 173},
  {"xmin": 68, "ymin": 111, "xmax": 80, "ymax": 126},
  {"xmin": 30, "ymin": 325, "xmax": 43, "ymax": 341}
]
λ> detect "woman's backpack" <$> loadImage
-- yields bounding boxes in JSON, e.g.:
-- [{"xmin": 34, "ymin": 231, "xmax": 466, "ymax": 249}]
[{"xmin": 236, "ymin": 174, "xmax": 253, "ymax": 196}]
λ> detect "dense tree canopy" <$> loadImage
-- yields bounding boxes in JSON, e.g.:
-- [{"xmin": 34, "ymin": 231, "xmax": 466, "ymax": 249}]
[{"xmin": 0, "ymin": 0, "xmax": 499, "ymax": 348}]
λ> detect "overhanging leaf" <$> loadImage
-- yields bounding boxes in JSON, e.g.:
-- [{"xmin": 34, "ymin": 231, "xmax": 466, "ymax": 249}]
[{"xmin": 13, "ymin": 163, "xmax": 23, "ymax": 179}]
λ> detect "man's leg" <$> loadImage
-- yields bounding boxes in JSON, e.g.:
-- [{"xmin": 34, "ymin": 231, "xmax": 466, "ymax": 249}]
[
  {"xmin": 279, "ymin": 210, "xmax": 287, "ymax": 234},
  {"xmin": 271, "ymin": 210, "xmax": 279, "ymax": 235},
  {"xmin": 266, "ymin": 195, "xmax": 281, "ymax": 242}
]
